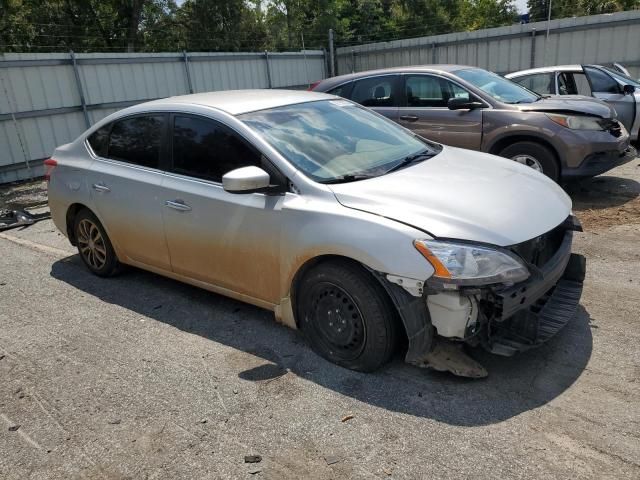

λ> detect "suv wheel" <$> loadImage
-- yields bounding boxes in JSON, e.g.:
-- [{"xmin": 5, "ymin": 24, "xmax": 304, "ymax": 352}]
[
  {"xmin": 73, "ymin": 209, "xmax": 121, "ymax": 277},
  {"xmin": 298, "ymin": 261, "xmax": 398, "ymax": 372},
  {"xmin": 499, "ymin": 141, "xmax": 559, "ymax": 181}
]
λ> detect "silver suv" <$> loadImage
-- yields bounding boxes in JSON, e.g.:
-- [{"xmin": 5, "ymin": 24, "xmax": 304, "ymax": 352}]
[
  {"xmin": 311, "ymin": 65, "xmax": 636, "ymax": 181},
  {"xmin": 47, "ymin": 90, "xmax": 586, "ymax": 376}
]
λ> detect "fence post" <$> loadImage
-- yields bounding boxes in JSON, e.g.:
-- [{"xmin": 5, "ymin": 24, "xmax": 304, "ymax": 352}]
[
  {"xmin": 530, "ymin": 29, "xmax": 537, "ymax": 69},
  {"xmin": 264, "ymin": 51, "xmax": 272, "ymax": 88},
  {"xmin": 70, "ymin": 50, "xmax": 90, "ymax": 128},
  {"xmin": 351, "ymin": 50, "xmax": 356, "ymax": 73},
  {"xmin": 328, "ymin": 29, "xmax": 336, "ymax": 77},
  {"xmin": 182, "ymin": 50, "xmax": 194, "ymax": 94},
  {"xmin": 431, "ymin": 43, "xmax": 437, "ymax": 64}
]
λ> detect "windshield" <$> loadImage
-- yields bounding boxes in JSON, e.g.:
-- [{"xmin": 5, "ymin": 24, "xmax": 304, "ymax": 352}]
[
  {"xmin": 600, "ymin": 66, "xmax": 640, "ymax": 88},
  {"xmin": 456, "ymin": 68, "xmax": 539, "ymax": 104},
  {"xmin": 240, "ymin": 100, "xmax": 438, "ymax": 183}
]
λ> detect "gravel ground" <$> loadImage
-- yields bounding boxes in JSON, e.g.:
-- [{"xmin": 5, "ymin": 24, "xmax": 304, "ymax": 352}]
[{"xmin": 0, "ymin": 161, "xmax": 639, "ymax": 479}]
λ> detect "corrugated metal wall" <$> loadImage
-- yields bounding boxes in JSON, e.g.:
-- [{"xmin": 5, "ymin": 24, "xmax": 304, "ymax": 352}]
[
  {"xmin": 0, "ymin": 50, "xmax": 326, "ymax": 183},
  {"xmin": 336, "ymin": 10, "xmax": 640, "ymax": 78}
]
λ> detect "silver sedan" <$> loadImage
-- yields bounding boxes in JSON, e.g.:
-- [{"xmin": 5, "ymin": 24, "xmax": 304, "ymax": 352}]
[{"xmin": 47, "ymin": 90, "xmax": 585, "ymax": 376}]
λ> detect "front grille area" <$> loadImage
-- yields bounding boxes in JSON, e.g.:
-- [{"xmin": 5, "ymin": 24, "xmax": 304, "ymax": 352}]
[{"xmin": 509, "ymin": 222, "xmax": 565, "ymax": 267}]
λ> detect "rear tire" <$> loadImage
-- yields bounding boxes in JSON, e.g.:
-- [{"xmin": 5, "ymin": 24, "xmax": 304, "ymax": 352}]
[
  {"xmin": 499, "ymin": 141, "xmax": 559, "ymax": 182},
  {"xmin": 73, "ymin": 209, "xmax": 120, "ymax": 277},
  {"xmin": 298, "ymin": 260, "xmax": 399, "ymax": 372}
]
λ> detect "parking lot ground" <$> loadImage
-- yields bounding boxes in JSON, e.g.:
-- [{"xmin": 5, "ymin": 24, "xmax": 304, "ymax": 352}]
[{"xmin": 1, "ymin": 161, "xmax": 639, "ymax": 479}]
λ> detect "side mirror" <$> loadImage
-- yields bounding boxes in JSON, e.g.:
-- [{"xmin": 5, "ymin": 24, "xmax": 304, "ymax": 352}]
[
  {"xmin": 448, "ymin": 97, "xmax": 485, "ymax": 110},
  {"xmin": 623, "ymin": 84, "xmax": 636, "ymax": 95},
  {"xmin": 222, "ymin": 166, "xmax": 270, "ymax": 194}
]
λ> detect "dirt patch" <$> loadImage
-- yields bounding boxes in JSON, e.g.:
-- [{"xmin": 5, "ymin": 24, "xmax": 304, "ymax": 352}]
[
  {"xmin": 0, "ymin": 179, "xmax": 48, "ymax": 210},
  {"xmin": 568, "ymin": 170, "xmax": 640, "ymax": 231}
]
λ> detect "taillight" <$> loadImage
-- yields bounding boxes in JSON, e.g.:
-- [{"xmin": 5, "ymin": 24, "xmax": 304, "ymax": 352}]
[
  {"xmin": 307, "ymin": 80, "xmax": 321, "ymax": 91},
  {"xmin": 44, "ymin": 158, "xmax": 57, "ymax": 182}
]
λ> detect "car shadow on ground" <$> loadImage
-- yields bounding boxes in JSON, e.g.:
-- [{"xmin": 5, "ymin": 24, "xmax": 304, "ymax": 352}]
[
  {"xmin": 566, "ymin": 175, "xmax": 639, "ymax": 210},
  {"xmin": 51, "ymin": 256, "xmax": 593, "ymax": 427}
]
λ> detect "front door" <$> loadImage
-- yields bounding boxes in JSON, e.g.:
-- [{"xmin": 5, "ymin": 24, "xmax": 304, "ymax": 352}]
[
  {"xmin": 86, "ymin": 114, "xmax": 171, "ymax": 270},
  {"xmin": 161, "ymin": 114, "xmax": 284, "ymax": 304},
  {"xmin": 397, "ymin": 74, "xmax": 483, "ymax": 150},
  {"xmin": 583, "ymin": 66, "xmax": 636, "ymax": 132}
]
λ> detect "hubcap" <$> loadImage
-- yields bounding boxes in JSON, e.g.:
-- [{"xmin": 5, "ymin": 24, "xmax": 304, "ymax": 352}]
[
  {"xmin": 77, "ymin": 219, "xmax": 107, "ymax": 270},
  {"xmin": 308, "ymin": 283, "xmax": 366, "ymax": 360},
  {"xmin": 512, "ymin": 154, "xmax": 543, "ymax": 173}
]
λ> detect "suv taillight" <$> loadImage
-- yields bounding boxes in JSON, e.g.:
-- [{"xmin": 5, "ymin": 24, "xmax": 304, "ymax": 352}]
[
  {"xmin": 307, "ymin": 80, "xmax": 321, "ymax": 91},
  {"xmin": 44, "ymin": 158, "xmax": 57, "ymax": 182}
]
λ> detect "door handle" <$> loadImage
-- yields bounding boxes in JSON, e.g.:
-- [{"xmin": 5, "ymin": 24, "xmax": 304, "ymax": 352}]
[
  {"xmin": 400, "ymin": 115, "xmax": 419, "ymax": 122},
  {"xmin": 92, "ymin": 183, "xmax": 111, "ymax": 193},
  {"xmin": 165, "ymin": 200, "xmax": 192, "ymax": 212}
]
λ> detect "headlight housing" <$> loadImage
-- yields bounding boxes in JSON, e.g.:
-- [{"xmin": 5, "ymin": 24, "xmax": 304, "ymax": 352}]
[
  {"xmin": 547, "ymin": 114, "xmax": 605, "ymax": 131},
  {"xmin": 414, "ymin": 239, "xmax": 530, "ymax": 286}
]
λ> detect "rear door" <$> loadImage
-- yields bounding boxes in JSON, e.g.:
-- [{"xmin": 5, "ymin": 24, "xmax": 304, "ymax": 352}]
[
  {"xmin": 348, "ymin": 75, "xmax": 400, "ymax": 122},
  {"xmin": 85, "ymin": 114, "xmax": 171, "ymax": 270},
  {"xmin": 397, "ymin": 74, "xmax": 483, "ymax": 150},
  {"xmin": 583, "ymin": 66, "xmax": 635, "ymax": 131}
]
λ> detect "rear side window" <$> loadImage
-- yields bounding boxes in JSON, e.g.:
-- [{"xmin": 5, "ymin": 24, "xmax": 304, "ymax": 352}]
[
  {"xmin": 171, "ymin": 115, "xmax": 261, "ymax": 182},
  {"xmin": 107, "ymin": 115, "xmax": 165, "ymax": 168},
  {"xmin": 584, "ymin": 67, "xmax": 619, "ymax": 94},
  {"xmin": 87, "ymin": 125, "xmax": 110, "ymax": 157},
  {"xmin": 514, "ymin": 73, "xmax": 554, "ymax": 95},
  {"xmin": 327, "ymin": 83, "xmax": 352, "ymax": 98},
  {"xmin": 350, "ymin": 76, "xmax": 397, "ymax": 107}
]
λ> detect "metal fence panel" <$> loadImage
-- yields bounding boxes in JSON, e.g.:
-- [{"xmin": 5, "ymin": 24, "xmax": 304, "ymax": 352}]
[
  {"xmin": 336, "ymin": 10, "xmax": 640, "ymax": 78},
  {"xmin": 0, "ymin": 50, "xmax": 326, "ymax": 183}
]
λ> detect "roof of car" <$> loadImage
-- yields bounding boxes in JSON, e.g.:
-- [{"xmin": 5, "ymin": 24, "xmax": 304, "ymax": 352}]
[
  {"xmin": 318, "ymin": 64, "xmax": 476, "ymax": 84},
  {"xmin": 505, "ymin": 65, "xmax": 586, "ymax": 77},
  {"xmin": 142, "ymin": 89, "xmax": 335, "ymax": 115}
]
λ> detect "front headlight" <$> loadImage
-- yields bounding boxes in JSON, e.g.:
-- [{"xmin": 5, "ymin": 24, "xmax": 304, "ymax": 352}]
[
  {"xmin": 547, "ymin": 114, "xmax": 605, "ymax": 131},
  {"xmin": 414, "ymin": 239, "xmax": 530, "ymax": 286}
]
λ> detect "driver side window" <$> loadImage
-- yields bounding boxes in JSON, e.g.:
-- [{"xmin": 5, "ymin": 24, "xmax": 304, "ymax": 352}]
[
  {"xmin": 171, "ymin": 115, "xmax": 262, "ymax": 183},
  {"xmin": 405, "ymin": 75, "xmax": 470, "ymax": 108},
  {"xmin": 584, "ymin": 67, "xmax": 620, "ymax": 94}
]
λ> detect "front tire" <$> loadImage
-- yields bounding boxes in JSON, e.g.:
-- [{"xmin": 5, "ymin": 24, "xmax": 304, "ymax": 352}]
[
  {"xmin": 298, "ymin": 261, "xmax": 399, "ymax": 372},
  {"xmin": 73, "ymin": 209, "xmax": 120, "ymax": 277},
  {"xmin": 499, "ymin": 141, "xmax": 559, "ymax": 182}
]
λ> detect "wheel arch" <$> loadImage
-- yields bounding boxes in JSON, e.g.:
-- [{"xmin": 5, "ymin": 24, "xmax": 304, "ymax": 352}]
[
  {"xmin": 65, "ymin": 203, "xmax": 90, "ymax": 245},
  {"xmin": 488, "ymin": 134, "xmax": 562, "ymax": 170},
  {"xmin": 287, "ymin": 254, "xmax": 434, "ymax": 362}
]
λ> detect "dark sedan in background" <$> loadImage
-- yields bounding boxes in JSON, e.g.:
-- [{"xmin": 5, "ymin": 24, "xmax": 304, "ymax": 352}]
[{"xmin": 311, "ymin": 65, "xmax": 636, "ymax": 181}]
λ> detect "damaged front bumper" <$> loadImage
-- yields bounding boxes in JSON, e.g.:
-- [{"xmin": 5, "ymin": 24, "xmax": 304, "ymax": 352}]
[{"xmin": 455, "ymin": 219, "xmax": 586, "ymax": 356}]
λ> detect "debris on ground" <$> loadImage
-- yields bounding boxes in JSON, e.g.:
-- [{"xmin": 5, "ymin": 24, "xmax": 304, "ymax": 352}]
[
  {"xmin": 244, "ymin": 454, "xmax": 262, "ymax": 463},
  {"xmin": 324, "ymin": 455, "xmax": 340, "ymax": 465},
  {"xmin": 418, "ymin": 339, "xmax": 488, "ymax": 378},
  {"xmin": 341, "ymin": 414, "xmax": 354, "ymax": 422},
  {"xmin": 383, "ymin": 467, "xmax": 393, "ymax": 475},
  {"xmin": 248, "ymin": 468, "xmax": 261, "ymax": 475},
  {"xmin": 8, "ymin": 425, "xmax": 20, "ymax": 432}
]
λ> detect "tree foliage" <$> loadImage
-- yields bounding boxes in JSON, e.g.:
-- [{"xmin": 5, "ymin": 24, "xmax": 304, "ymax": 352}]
[{"xmin": 1, "ymin": 0, "xmax": 638, "ymax": 53}]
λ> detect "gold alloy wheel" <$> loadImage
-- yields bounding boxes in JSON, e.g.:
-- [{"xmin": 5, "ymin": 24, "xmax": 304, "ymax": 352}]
[{"xmin": 77, "ymin": 218, "xmax": 107, "ymax": 270}]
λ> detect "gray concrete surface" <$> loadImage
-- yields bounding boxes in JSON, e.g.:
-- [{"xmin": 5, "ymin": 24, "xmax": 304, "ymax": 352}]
[{"xmin": 1, "ymin": 161, "xmax": 639, "ymax": 479}]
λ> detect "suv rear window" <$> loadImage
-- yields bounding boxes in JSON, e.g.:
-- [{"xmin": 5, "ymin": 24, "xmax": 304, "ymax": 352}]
[{"xmin": 350, "ymin": 76, "xmax": 397, "ymax": 107}]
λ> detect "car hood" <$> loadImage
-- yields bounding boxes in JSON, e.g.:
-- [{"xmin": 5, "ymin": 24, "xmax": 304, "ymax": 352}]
[
  {"xmin": 328, "ymin": 146, "xmax": 572, "ymax": 246},
  {"xmin": 515, "ymin": 95, "xmax": 615, "ymax": 119}
]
